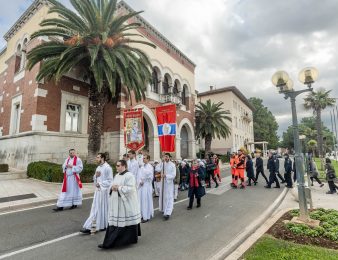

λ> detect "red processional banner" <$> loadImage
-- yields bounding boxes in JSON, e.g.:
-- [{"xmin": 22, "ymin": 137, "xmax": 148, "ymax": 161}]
[
  {"xmin": 155, "ymin": 104, "xmax": 177, "ymax": 153},
  {"xmin": 123, "ymin": 108, "xmax": 145, "ymax": 151}
]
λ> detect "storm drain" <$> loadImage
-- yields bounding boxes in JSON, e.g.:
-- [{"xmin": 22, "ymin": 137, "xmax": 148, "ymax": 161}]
[{"xmin": 0, "ymin": 193, "xmax": 37, "ymax": 203}]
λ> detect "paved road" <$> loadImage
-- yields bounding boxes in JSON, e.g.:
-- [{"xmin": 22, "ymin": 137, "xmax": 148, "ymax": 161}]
[{"xmin": 0, "ymin": 166, "xmax": 284, "ymax": 260}]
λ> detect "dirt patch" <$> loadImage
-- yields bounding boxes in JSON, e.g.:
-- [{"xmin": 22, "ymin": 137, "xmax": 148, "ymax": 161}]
[{"xmin": 267, "ymin": 211, "xmax": 338, "ymax": 250}]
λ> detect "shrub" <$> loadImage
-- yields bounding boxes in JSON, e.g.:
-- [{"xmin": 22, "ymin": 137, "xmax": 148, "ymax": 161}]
[
  {"xmin": 0, "ymin": 164, "xmax": 9, "ymax": 172},
  {"xmin": 27, "ymin": 161, "xmax": 115, "ymax": 183}
]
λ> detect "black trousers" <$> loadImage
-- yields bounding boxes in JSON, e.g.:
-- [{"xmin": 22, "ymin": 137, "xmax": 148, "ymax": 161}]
[
  {"xmin": 310, "ymin": 176, "xmax": 322, "ymax": 185},
  {"xmin": 268, "ymin": 172, "xmax": 280, "ymax": 188},
  {"xmin": 328, "ymin": 181, "xmax": 337, "ymax": 193},
  {"xmin": 206, "ymin": 170, "xmax": 218, "ymax": 187},
  {"xmin": 277, "ymin": 172, "xmax": 285, "ymax": 182},
  {"xmin": 293, "ymin": 171, "xmax": 297, "ymax": 182},
  {"xmin": 255, "ymin": 169, "xmax": 268, "ymax": 183},
  {"xmin": 284, "ymin": 172, "xmax": 293, "ymax": 187},
  {"xmin": 188, "ymin": 196, "xmax": 201, "ymax": 208}
]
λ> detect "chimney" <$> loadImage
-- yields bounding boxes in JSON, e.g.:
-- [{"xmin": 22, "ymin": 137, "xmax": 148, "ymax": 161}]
[{"xmin": 209, "ymin": 86, "xmax": 214, "ymax": 91}]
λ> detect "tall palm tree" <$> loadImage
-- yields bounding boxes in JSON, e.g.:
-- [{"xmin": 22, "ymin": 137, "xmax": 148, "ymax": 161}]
[
  {"xmin": 303, "ymin": 88, "xmax": 335, "ymax": 158},
  {"xmin": 195, "ymin": 99, "xmax": 232, "ymax": 157},
  {"xmin": 27, "ymin": 0, "xmax": 155, "ymax": 159}
]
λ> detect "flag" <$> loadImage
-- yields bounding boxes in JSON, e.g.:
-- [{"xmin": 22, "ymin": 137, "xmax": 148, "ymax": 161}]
[
  {"xmin": 123, "ymin": 108, "xmax": 145, "ymax": 151},
  {"xmin": 155, "ymin": 104, "xmax": 177, "ymax": 152}
]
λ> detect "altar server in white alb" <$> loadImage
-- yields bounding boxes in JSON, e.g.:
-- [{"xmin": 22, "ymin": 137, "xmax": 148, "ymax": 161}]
[
  {"xmin": 81, "ymin": 153, "xmax": 113, "ymax": 234},
  {"xmin": 138, "ymin": 155, "xmax": 154, "ymax": 223},
  {"xmin": 99, "ymin": 160, "xmax": 141, "ymax": 249},
  {"xmin": 127, "ymin": 150, "xmax": 139, "ymax": 184},
  {"xmin": 53, "ymin": 149, "xmax": 83, "ymax": 211},
  {"xmin": 159, "ymin": 153, "xmax": 176, "ymax": 220}
]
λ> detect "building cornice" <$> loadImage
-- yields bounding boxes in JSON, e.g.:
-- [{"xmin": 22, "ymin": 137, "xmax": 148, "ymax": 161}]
[
  {"xmin": 197, "ymin": 86, "xmax": 255, "ymax": 111},
  {"xmin": 117, "ymin": 1, "xmax": 196, "ymax": 70},
  {"xmin": 3, "ymin": 0, "xmax": 50, "ymax": 41}
]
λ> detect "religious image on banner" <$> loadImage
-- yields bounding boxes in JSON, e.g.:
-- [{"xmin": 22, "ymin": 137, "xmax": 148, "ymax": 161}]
[{"xmin": 124, "ymin": 109, "xmax": 145, "ymax": 151}]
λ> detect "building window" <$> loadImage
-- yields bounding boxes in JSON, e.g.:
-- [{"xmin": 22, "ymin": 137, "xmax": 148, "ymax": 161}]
[
  {"xmin": 163, "ymin": 75, "xmax": 170, "ymax": 94},
  {"xmin": 151, "ymin": 69, "xmax": 159, "ymax": 93},
  {"xmin": 65, "ymin": 104, "xmax": 81, "ymax": 132},
  {"xmin": 173, "ymin": 81, "xmax": 179, "ymax": 95},
  {"xmin": 12, "ymin": 104, "xmax": 20, "ymax": 134}
]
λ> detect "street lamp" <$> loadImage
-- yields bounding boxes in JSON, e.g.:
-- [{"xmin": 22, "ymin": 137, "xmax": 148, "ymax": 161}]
[{"xmin": 271, "ymin": 67, "xmax": 318, "ymax": 222}]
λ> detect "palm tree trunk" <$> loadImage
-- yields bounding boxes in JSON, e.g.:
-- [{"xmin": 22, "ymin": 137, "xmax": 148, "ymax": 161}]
[
  {"xmin": 316, "ymin": 109, "xmax": 323, "ymax": 158},
  {"xmin": 87, "ymin": 85, "xmax": 109, "ymax": 162},
  {"xmin": 204, "ymin": 134, "xmax": 212, "ymax": 158}
]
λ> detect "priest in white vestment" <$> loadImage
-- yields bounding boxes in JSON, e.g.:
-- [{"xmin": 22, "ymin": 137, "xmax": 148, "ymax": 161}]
[
  {"xmin": 81, "ymin": 153, "xmax": 113, "ymax": 234},
  {"xmin": 159, "ymin": 153, "xmax": 176, "ymax": 220},
  {"xmin": 138, "ymin": 155, "xmax": 154, "ymax": 223},
  {"xmin": 53, "ymin": 149, "xmax": 83, "ymax": 211},
  {"xmin": 99, "ymin": 160, "xmax": 141, "ymax": 249},
  {"xmin": 127, "ymin": 150, "xmax": 139, "ymax": 184}
]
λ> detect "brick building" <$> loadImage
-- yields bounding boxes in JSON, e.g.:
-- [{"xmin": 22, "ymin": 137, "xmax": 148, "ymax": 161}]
[{"xmin": 0, "ymin": 0, "xmax": 196, "ymax": 169}]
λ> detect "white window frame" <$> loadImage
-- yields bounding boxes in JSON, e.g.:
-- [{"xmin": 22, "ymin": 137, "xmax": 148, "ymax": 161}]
[
  {"xmin": 60, "ymin": 91, "xmax": 88, "ymax": 134},
  {"xmin": 65, "ymin": 103, "xmax": 82, "ymax": 133},
  {"xmin": 9, "ymin": 94, "xmax": 22, "ymax": 135}
]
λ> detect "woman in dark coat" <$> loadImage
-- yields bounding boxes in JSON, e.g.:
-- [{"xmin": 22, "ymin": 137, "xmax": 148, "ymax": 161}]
[
  {"xmin": 246, "ymin": 155, "xmax": 256, "ymax": 186},
  {"xmin": 325, "ymin": 158, "xmax": 337, "ymax": 194},
  {"xmin": 186, "ymin": 160, "xmax": 206, "ymax": 209}
]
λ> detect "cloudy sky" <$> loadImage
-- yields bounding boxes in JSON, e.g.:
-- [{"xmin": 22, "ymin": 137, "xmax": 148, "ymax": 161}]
[{"xmin": 1, "ymin": 0, "xmax": 338, "ymax": 137}]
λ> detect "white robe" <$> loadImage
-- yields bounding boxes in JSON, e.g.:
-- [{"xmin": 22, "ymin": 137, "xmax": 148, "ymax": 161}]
[
  {"xmin": 154, "ymin": 162, "xmax": 162, "ymax": 196},
  {"xmin": 83, "ymin": 162, "xmax": 113, "ymax": 231},
  {"xmin": 138, "ymin": 163, "xmax": 154, "ymax": 220},
  {"xmin": 57, "ymin": 156, "xmax": 83, "ymax": 207},
  {"xmin": 159, "ymin": 161, "xmax": 176, "ymax": 216},
  {"xmin": 127, "ymin": 159, "xmax": 139, "ymax": 185},
  {"xmin": 108, "ymin": 171, "xmax": 141, "ymax": 227}
]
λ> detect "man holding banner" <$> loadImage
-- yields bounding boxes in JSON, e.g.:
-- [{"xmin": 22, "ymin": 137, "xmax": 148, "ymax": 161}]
[{"xmin": 156, "ymin": 104, "xmax": 177, "ymax": 221}]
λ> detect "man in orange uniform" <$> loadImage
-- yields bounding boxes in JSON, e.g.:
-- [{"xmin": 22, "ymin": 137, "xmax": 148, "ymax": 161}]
[
  {"xmin": 235, "ymin": 149, "xmax": 246, "ymax": 189},
  {"xmin": 230, "ymin": 152, "xmax": 237, "ymax": 187}
]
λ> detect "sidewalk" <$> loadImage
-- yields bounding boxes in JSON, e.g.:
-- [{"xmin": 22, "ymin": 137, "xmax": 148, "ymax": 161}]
[
  {"xmin": 0, "ymin": 178, "xmax": 94, "ymax": 213},
  {"xmin": 226, "ymin": 184, "xmax": 338, "ymax": 260}
]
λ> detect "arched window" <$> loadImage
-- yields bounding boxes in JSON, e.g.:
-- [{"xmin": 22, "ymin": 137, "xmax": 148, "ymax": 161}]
[
  {"xmin": 173, "ymin": 81, "xmax": 179, "ymax": 95},
  {"xmin": 182, "ymin": 84, "xmax": 187, "ymax": 106},
  {"xmin": 151, "ymin": 69, "xmax": 159, "ymax": 93},
  {"xmin": 163, "ymin": 75, "xmax": 170, "ymax": 94},
  {"xmin": 14, "ymin": 44, "xmax": 22, "ymax": 74}
]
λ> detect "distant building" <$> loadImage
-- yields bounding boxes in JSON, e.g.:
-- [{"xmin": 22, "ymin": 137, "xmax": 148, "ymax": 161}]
[
  {"xmin": 197, "ymin": 86, "xmax": 255, "ymax": 154},
  {"xmin": 0, "ymin": 0, "xmax": 196, "ymax": 169}
]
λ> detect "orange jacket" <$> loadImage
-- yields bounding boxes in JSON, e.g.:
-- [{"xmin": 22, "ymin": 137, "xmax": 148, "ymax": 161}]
[{"xmin": 235, "ymin": 154, "xmax": 246, "ymax": 169}]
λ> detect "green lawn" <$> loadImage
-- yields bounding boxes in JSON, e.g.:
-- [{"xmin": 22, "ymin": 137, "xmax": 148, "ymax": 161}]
[
  {"xmin": 242, "ymin": 235, "xmax": 338, "ymax": 260},
  {"xmin": 314, "ymin": 158, "xmax": 338, "ymax": 180}
]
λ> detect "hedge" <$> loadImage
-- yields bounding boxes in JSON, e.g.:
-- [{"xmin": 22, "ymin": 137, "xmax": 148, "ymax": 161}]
[
  {"xmin": 0, "ymin": 164, "xmax": 9, "ymax": 172},
  {"xmin": 27, "ymin": 161, "xmax": 116, "ymax": 183}
]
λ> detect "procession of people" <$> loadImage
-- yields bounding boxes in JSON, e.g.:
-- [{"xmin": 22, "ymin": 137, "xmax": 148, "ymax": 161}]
[{"xmin": 52, "ymin": 146, "xmax": 334, "ymax": 250}]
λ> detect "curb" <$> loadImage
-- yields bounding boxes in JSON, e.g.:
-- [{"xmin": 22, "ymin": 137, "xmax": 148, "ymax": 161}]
[
  {"xmin": 0, "ymin": 192, "xmax": 94, "ymax": 214},
  {"xmin": 208, "ymin": 187, "xmax": 289, "ymax": 260}
]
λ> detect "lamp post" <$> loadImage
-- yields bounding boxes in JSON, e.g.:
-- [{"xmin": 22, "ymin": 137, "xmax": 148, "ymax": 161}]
[{"xmin": 272, "ymin": 67, "xmax": 318, "ymax": 222}]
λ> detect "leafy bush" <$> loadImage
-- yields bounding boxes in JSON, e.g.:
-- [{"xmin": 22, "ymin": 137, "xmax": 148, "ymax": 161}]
[
  {"xmin": 219, "ymin": 154, "xmax": 230, "ymax": 163},
  {"xmin": 27, "ymin": 161, "xmax": 115, "ymax": 183},
  {"xmin": 0, "ymin": 164, "xmax": 9, "ymax": 172},
  {"xmin": 286, "ymin": 208, "xmax": 338, "ymax": 241}
]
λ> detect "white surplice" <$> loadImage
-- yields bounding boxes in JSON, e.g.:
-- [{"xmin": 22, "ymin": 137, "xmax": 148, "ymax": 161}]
[
  {"xmin": 159, "ymin": 161, "xmax": 176, "ymax": 216},
  {"xmin": 127, "ymin": 158, "xmax": 139, "ymax": 185},
  {"xmin": 108, "ymin": 171, "xmax": 141, "ymax": 227},
  {"xmin": 57, "ymin": 156, "xmax": 83, "ymax": 207},
  {"xmin": 83, "ymin": 162, "xmax": 113, "ymax": 231},
  {"xmin": 138, "ymin": 163, "xmax": 154, "ymax": 221}
]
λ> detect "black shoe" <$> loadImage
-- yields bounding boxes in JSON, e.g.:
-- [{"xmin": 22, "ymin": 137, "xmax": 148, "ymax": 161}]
[
  {"xmin": 141, "ymin": 219, "xmax": 149, "ymax": 223},
  {"xmin": 187, "ymin": 207, "xmax": 192, "ymax": 210},
  {"xmin": 254, "ymin": 182, "xmax": 257, "ymax": 186},
  {"xmin": 281, "ymin": 181, "xmax": 286, "ymax": 184},
  {"xmin": 274, "ymin": 186, "xmax": 280, "ymax": 188},
  {"xmin": 215, "ymin": 183, "xmax": 219, "ymax": 188},
  {"xmin": 80, "ymin": 228, "xmax": 91, "ymax": 234},
  {"xmin": 52, "ymin": 207, "xmax": 63, "ymax": 212},
  {"xmin": 196, "ymin": 204, "xmax": 201, "ymax": 208},
  {"xmin": 240, "ymin": 185, "xmax": 245, "ymax": 189},
  {"xmin": 99, "ymin": 228, "xmax": 106, "ymax": 231},
  {"xmin": 326, "ymin": 191, "xmax": 336, "ymax": 194},
  {"xmin": 163, "ymin": 215, "xmax": 170, "ymax": 220},
  {"xmin": 264, "ymin": 186, "xmax": 271, "ymax": 189},
  {"xmin": 98, "ymin": 244, "xmax": 105, "ymax": 249},
  {"xmin": 69, "ymin": 205, "xmax": 77, "ymax": 210},
  {"xmin": 320, "ymin": 184, "xmax": 324, "ymax": 187},
  {"xmin": 286, "ymin": 185, "xmax": 293, "ymax": 188},
  {"xmin": 247, "ymin": 184, "xmax": 252, "ymax": 186}
]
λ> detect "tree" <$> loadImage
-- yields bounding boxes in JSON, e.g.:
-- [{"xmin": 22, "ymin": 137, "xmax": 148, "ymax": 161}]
[
  {"xmin": 195, "ymin": 99, "xmax": 232, "ymax": 157},
  {"xmin": 248, "ymin": 97, "xmax": 279, "ymax": 149},
  {"xmin": 307, "ymin": 139, "xmax": 317, "ymax": 156},
  {"xmin": 27, "ymin": 0, "xmax": 155, "ymax": 159},
  {"xmin": 281, "ymin": 117, "xmax": 335, "ymax": 155},
  {"xmin": 303, "ymin": 88, "xmax": 336, "ymax": 158}
]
